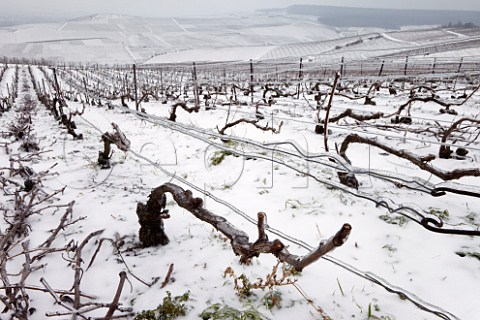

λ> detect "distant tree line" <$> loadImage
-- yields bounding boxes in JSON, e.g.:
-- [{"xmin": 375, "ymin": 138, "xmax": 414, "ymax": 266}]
[
  {"xmin": 443, "ymin": 21, "xmax": 478, "ymax": 28},
  {"xmin": 0, "ymin": 56, "xmax": 55, "ymax": 66}
]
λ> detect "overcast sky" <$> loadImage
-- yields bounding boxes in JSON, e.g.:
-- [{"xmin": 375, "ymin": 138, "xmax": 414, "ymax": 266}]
[{"xmin": 1, "ymin": 0, "xmax": 480, "ymax": 19}]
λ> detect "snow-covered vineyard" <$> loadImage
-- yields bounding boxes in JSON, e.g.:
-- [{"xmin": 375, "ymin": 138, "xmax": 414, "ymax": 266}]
[{"xmin": 1, "ymin": 56, "xmax": 480, "ymax": 320}]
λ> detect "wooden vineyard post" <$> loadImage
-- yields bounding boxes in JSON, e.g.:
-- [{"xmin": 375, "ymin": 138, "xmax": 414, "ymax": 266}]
[
  {"xmin": 52, "ymin": 68, "xmax": 62, "ymax": 97},
  {"xmin": 223, "ymin": 68, "xmax": 227, "ymax": 93},
  {"xmin": 133, "ymin": 64, "xmax": 139, "ymax": 111},
  {"xmin": 432, "ymin": 58, "xmax": 437, "ymax": 74},
  {"xmin": 378, "ymin": 60, "xmax": 385, "ymax": 77},
  {"xmin": 83, "ymin": 77, "xmax": 89, "ymax": 104},
  {"xmin": 160, "ymin": 69, "xmax": 164, "ymax": 99},
  {"xmin": 404, "ymin": 56, "xmax": 409, "ymax": 76},
  {"xmin": 297, "ymin": 57, "xmax": 303, "ymax": 99},
  {"xmin": 458, "ymin": 57, "xmax": 464, "ymax": 74},
  {"xmin": 250, "ymin": 59, "xmax": 254, "ymax": 105},
  {"xmin": 192, "ymin": 62, "xmax": 200, "ymax": 109},
  {"xmin": 123, "ymin": 73, "xmax": 128, "ymax": 96},
  {"xmin": 340, "ymin": 56, "xmax": 345, "ymax": 76}
]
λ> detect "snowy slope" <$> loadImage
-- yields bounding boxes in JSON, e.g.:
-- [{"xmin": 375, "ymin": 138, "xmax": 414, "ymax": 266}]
[
  {"xmin": 1, "ymin": 63, "xmax": 479, "ymax": 320},
  {"xmin": 2, "ymin": 12, "xmax": 480, "ymax": 64}
]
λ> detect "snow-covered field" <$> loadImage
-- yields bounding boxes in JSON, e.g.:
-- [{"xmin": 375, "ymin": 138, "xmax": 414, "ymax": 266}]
[
  {"xmin": 1, "ymin": 58, "xmax": 480, "ymax": 320},
  {"xmin": 1, "ymin": 7, "xmax": 480, "ymax": 320},
  {"xmin": 2, "ymin": 12, "xmax": 480, "ymax": 64}
]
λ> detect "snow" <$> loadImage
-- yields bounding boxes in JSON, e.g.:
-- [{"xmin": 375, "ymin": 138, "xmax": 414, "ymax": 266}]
[
  {"xmin": 2, "ymin": 14, "xmax": 480, "ymax": 64},
  {"xmin": 1, "ymin": 61, "xmax": 479, "ymax": 320},
  {"xmin": 1, "ymin": 10, "xmax": 480, "ymax": 320}
]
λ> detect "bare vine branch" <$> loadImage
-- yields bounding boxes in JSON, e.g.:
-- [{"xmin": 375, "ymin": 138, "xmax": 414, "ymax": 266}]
[
  {"xmin": 41, "ymin": 201, "xmax": 75, "ymax": 248},
  {"xmin": 390, "ymin": 83, "xmax": 480, "ymax": 116},
  {"xmin": 327, "ymin": 108, "xmax": 384, "ymax": 123},
  {"xmin": 104, "ymin": 271, "xmax": 128, "ymax": 320},
  {"xmin": 439, "ymin": 118, "xmax": 480, "ymax": 158},
  {"xmin": 323, "ymin": 72, "xmax": 341, "ymax": 152},
  {"xmin": 217, "ymin": 118, "xmax": 283, "ymax": 136},
  {"xmin": 339, "ymin": 134, "xmax": 480, "ymax": 180},
  {"xmin": 168, "ymin": 101, "xmax": 199, "ymax": 122},
  {"xmin": 137, "ymin": 183, "xmax": 351, "ymax": 271}
]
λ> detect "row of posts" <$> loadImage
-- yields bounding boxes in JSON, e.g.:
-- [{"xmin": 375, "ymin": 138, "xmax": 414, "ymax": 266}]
[{"xmin": 126, "ymin": 56, "xmax": 468, "ymax": 109}]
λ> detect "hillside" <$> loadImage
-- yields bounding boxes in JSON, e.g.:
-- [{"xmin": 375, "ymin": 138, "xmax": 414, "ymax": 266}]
[
  {"xmin": 1, "ymin": 10, "xmax": 480, "ymax": 65},
  {"xmin": 0, "ymin": 13, "xmax": 340, "ymax": 64}
]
